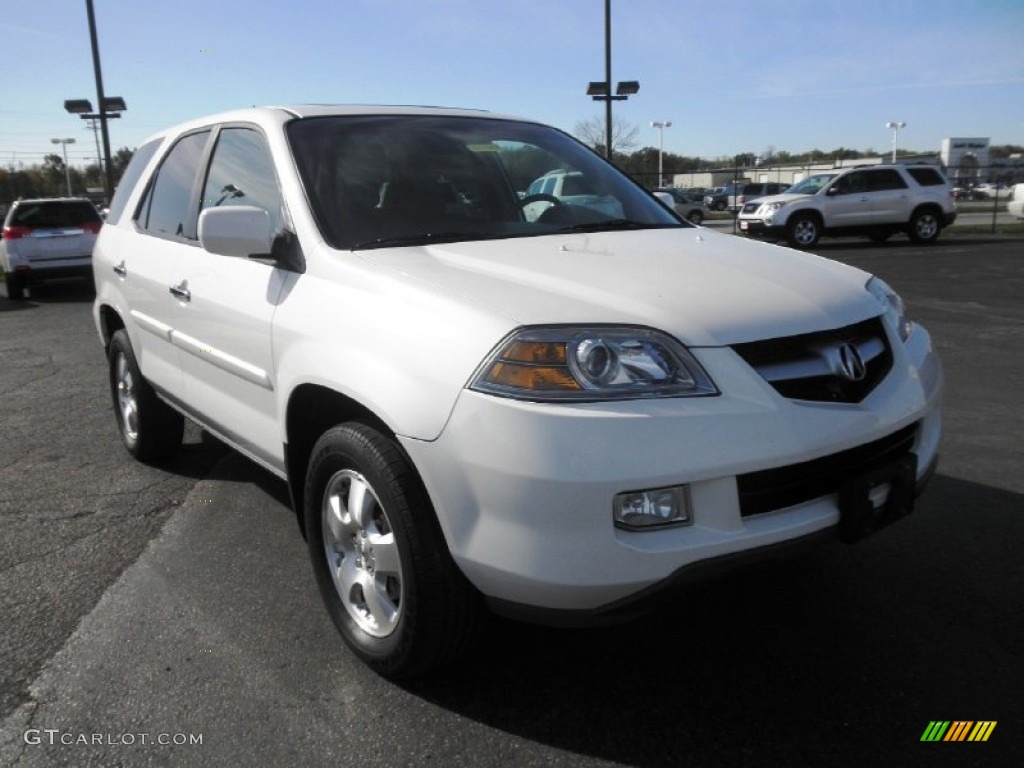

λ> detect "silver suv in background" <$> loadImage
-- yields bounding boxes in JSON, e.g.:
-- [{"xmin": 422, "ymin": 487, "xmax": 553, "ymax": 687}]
[
  {"xmin": 1, "ymin": 198, "xmax": 102, "ymax": 299},
  {"xmin": 737, "ymin": 164, "xmax": 955, "ymax": 249}
]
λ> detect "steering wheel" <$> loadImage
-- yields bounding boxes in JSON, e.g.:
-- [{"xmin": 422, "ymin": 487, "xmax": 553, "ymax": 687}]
[{"xmin": 516, "ymin": 195, "xmax": 565, "ymax": 210}]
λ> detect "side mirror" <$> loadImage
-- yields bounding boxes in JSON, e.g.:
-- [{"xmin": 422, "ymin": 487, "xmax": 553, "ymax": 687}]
[{"xmin": 198, "ymin": 206, "xmax": 272, "ymax": 258}]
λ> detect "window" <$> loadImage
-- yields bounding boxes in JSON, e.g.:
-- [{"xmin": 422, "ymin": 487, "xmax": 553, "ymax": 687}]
[
  {"xmin": 137, "ymin": 131, "xmax": 210, "ymax": 240},
  {"xmin": 906, "ymin": 167, "xmax": 946, "ymax": 186},
  {"xmin": 107, "ymin": 138, "xmax": 162, "ymax": 225},
  {"xmin": 201, "ymin": 127, "xmax": 283, "ymax": 234},
  {"xmin": 832, "ymin": 172, "xmax": 868, "ymax": 195},
  {"xmin": 866, "ymin": 169, "xmax": 908, "ymax": 192}
]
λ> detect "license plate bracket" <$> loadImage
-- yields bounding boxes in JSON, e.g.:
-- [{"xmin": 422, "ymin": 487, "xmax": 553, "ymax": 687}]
[{"xmin": 838, "ymin": 453, "xmax": 917, "ymax": 543}]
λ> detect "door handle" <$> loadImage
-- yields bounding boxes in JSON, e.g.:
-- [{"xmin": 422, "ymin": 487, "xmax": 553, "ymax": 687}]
[
  {"xmin": 169, "ymin": 281, "xmax": 191, "ymax": 302},
  {"xmin": 112, "ymin": 261, "xmax": 127, "ymax": 277}
]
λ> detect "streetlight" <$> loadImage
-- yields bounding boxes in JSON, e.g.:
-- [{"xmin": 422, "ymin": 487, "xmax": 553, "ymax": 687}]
[
  {"xmin": 50, "ymin": 138, "xmax": 76, "ymax": 196},
  {"xmin": 65, "ymin": 97, "xmax": 125, "ymax": 201},
  {"xmin": 651, "ymin": 121, "xmax": 671, "ymax": 186},
  {"xmin": 586, "ymin": 0, "xmax": 639, "ymax": 159},
  {"xmin": 885, "ymin": 121, "xmax": 906, "ymax": 163}
]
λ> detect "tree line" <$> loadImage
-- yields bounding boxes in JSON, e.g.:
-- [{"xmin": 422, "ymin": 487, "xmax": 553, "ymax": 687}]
[
  {"xmin": 1, "ymin": 148, "xmax": 135, "ymax": 203},
  {"xmin": 573, "ymin": 116, "xmax": 1024, "ymax": 183}
]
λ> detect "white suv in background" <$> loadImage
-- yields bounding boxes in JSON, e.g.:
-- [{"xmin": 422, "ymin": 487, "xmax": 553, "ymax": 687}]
[
  {"xmin": 1, "ymin": 197, "xmax": 103, "ymax": 299},
  {"xmin": 737, "ymin": 164, "xmax": 956, "ymax": 248},
  {"xmin": 92, "ymin": 106, "xmax": 942, "ymax": 678}
]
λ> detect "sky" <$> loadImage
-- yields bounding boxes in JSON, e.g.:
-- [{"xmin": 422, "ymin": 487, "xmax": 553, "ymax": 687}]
[{"xmin": 2, "ymin": 0, "xmax": 1023, "ymax": 169}]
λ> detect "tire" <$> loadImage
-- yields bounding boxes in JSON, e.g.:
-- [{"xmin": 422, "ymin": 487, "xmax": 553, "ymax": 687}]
[
  {"xmin": 686, "ymin": 209, "xmax": 704, "ymax": 225},
  {"xmin": 5, "ymin": 272, "xmax": 25, "ymax": 301},
  {"xmin": 908, "ymin": 209, "xmax": 941, "ymax": 244},
  {"xmin": 304, "ymin": 423, "xmax": 480, "ymax": 678},
  {"xmin": 786, "ymin": 213, "xmax": 821, "ymax": 249},
  {"xmin": 713, "ymin": 201, "xmax": 725, "ymax": 211},
  {"xmin": 107, "ymin": 330, "xmax": 184, "ymax": 462}
]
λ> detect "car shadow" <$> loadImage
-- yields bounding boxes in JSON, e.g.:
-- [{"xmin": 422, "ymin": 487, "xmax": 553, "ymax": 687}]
[
  {"xmin": 397, "ymin": 473, "xmax": 1022, "ymax": 765},
  {"xmin": 17, "ymin": 280, "xmax": 97, "ymax": 304}
]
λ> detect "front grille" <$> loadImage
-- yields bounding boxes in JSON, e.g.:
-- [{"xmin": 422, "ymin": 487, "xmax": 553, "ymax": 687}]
[
  {"xmin": 736, "ymin": 422, "xmax": 919, "ymax": 517},
  {"xmin": 732, "ymin": 317, "xmax": 892, "ymax": 403}
]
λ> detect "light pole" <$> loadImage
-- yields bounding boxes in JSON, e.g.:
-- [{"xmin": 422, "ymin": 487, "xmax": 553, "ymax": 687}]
[
  {"xmin": 651, "ymin": 121, "xmax": 671, "ymax": 186},
  {"xmin": 885, "ymin": 121, "xmax": 906, "ymax": 163},
  {"xmin": 586, "ymin": 0, "xmax": 639, "ymax": 159},
  {"xmin": 51, "ymin": 138, "xmax": 76, "ymax": 196}
]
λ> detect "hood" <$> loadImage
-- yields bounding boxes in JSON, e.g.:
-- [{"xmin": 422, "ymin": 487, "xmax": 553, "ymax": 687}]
[{"xmin": 361, "ymin": 227, "xmax": 881, "ymax": 347}]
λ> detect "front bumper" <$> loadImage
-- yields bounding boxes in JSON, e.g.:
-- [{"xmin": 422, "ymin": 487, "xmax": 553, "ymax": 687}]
[
  {"xmin": 737, "ymin": 218, "xmax": 786, "ymax": 238},
  {"xmin": 400, "ymin": 323, "xmax": 942, "ymax": 615}
]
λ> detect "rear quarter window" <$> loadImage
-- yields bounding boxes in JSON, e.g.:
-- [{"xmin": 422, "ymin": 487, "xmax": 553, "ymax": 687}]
[
  {"xmin": 106, "ymin": 138, "xmax": 163, "ymax": 225},
  {"xmin": 906, "ymin": 168, "xmax": 947, "ymax": 186}
]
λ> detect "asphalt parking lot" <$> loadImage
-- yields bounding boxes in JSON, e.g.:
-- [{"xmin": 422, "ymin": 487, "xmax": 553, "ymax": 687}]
[{"xmin": 1, "ymin": 236, "xmax": 1021, "ymax": 766}]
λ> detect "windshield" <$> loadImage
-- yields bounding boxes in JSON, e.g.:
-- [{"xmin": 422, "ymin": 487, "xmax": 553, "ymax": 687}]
[
  {"xmin": 787, "ymin": 174, "xmax": 838, "ymax": 195},
  {"xmin": 286, "ymin": 115, "xmax": 684, "ymax": 249}
]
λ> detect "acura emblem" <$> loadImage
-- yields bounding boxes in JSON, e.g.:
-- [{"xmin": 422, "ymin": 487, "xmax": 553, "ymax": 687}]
[{"xmin": 837, "ymin": 343, "xmax": 867, "ymax": 382}]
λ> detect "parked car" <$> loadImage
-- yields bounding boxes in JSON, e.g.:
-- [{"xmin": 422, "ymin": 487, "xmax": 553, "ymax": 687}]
[
  {"xmin": 703, "ymin": 185, "xmax": 734, "ymax": 211},
  {"xmin": 522, "ymin": 169, "xmax": 622, "ymax": 220},
  {"xmin": 970, "ymin": 182, "xmax": 1011, "ymax": 201},
  {"xmin": 1, "ymin": 197, "xmax": 102, "ymax": 300},
  {"xmin": 737, "ymin": 164, "xmax": 956, "ymax": 248},
  {"xmin": 653, "ymin": 187, "xmax": 706, "ymax": 223},
  {"xmin": 1008, "ymin": 183, "xmax": 1024, "ymax": 219},
  {"xmin": 92, "ymin": 105, "xmax": 942, "ymax": 678},
  {"xmin": 731, "ymin": 182, "xmax": 790, "ymax": 211}
]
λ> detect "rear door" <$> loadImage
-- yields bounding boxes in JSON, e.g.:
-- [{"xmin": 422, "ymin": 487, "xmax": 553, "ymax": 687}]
[
  {"xmin": 864, "ymin": 169, "xmax": 911, "ymax": 223},
  {"xmin": 123, "ymin": 129, "xmax": 213, "ymax": 400}
]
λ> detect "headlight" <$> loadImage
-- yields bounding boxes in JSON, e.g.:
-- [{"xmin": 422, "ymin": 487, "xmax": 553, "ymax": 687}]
[
  {"xmin": 470, "ymin": 326, "xmax": 719, "ymax": 401},
  {"xmin": 867, "ymin": 277, "xmax": 911, "ymax": 341},
  {"xmin": 759, "ymin": 201, "xmax": 787, "ymax": 213}
]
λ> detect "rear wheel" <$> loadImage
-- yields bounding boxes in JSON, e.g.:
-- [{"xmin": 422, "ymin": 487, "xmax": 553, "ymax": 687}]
[
  {"xmin": 108, "ymin": 330, "xmax": 183, "ymax": 462},
  {"xmin": 908, "ymin": 209, "xmax": 941, "ymax": 244},
  {"xmin": 686, "ymin": 209, "xmax": 704, "ymax": 225},
  {"xmin": 304, "ymin": 423, "xmax": 480, "ymax": 678},
  {"xmin": 786, "ymin": 214, "xmax": 821, "ymax": 249},
  {"xmin": 4, "ymin": 272, "xmax": 25, "ymax": 301}
]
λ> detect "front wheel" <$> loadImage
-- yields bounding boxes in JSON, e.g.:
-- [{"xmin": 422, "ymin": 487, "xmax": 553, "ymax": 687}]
[
  {"xmin": 686, "ymin": 209, "xmax": 704, "ymax": 225},
  {"xmin": 107, "ymin": 330, "xmax": 183, "ymax": 462},
  {"xmin": 304, "ymin": 423, "xmax": 480, "ymax": 678},
  {"xmin": 786, "ymin": 214, "xmax": 821, "ymax": 249},
  {"xmin": 908, "ymin": 209, "xmax": 941, "ymax": 244}
]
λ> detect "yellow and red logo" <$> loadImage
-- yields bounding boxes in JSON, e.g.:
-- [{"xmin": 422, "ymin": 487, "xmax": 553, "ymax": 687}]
[{"xmin": 920, "ymin": 721, "xmax": 996, "ymax": 742}]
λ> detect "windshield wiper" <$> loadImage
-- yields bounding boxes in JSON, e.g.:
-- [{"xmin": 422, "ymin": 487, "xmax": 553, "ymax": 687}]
[
  {"xmin": 351, "ymin": 230, "xmax": 499, "ymax": 250},
  {"xmin": 551, "ymin": 219, "xmax": 676, "ymax": 235}
]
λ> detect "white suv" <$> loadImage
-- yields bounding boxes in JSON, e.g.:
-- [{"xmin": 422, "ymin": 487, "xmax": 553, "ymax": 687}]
[
  {"xmin": 1, "ymin": 197, "xmax": 102, "ymax": 299},
  {"xmin": 737, "ymin": 164, "xmax": 956, "ymax": 248},
  {"xmin": 93, "ymin": 106, "xmax": 942, "ymax": 677}
]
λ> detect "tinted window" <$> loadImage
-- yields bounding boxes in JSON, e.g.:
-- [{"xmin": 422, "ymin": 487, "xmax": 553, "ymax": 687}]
[
  {"xmin": 10, "ymin": 201, "xmax": 100, "ymax": 228},
  {"xmin": 906, "ymin": 167, "xmax": 946, "ymax": 186},
  {"xmin": 107, "ymin": 138, "xmax": 162, "ymax": 225},
  {"xmin": 866, "ymin": 169, "xmax": 908, "ymax": 191},
  {"xmin": 137, "ymin": 130, "xmax": 210, "ymax": 240},
  {"xmin": 200, "ymin": 127, "xmax": 283, "ymax": 234}
]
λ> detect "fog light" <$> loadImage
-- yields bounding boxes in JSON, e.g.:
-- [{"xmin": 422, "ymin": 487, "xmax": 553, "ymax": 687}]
[{"xmin": 613, "ymin": 485, "xmax": 692, "ymax": 530}]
